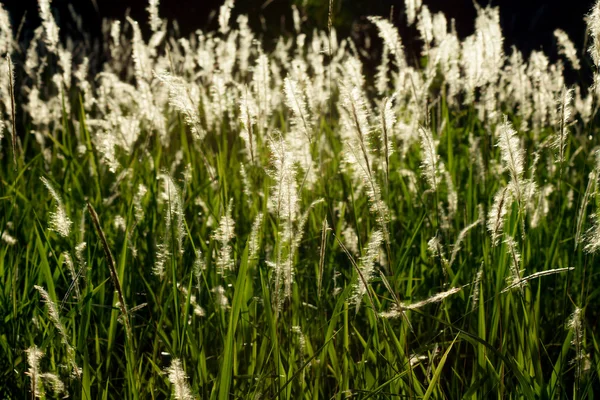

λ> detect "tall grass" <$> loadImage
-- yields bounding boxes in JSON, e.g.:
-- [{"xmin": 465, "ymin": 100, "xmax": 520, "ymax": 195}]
[{"xmin": 0, "ymin": 0, "xmax": 599, "ymax": 398}]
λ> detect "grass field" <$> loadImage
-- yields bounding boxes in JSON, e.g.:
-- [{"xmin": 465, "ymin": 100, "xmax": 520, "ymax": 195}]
[{"xmin": 1, "ymin": 0, "xmax": 600, "ymax": 398}]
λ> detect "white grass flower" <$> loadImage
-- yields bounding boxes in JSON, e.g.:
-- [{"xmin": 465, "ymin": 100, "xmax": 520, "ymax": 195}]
[
  {"xmin": 554, "ymin": 29, "xmax": 580, "ymax": 70},
  {"xmin": 212, "ymin": 285, "xmax": 229, "ymax": 309},
  {"xmin": 167, "ymin": 359, "xmax": 194, "ymax": 400},
  {"xmin": 587, "ymin": 1, "xmax": 600, "ymax": 68},
  {"xmin": 368, "ymin": 16, "xmax": 404, "ymax": 66},
  {"xmin": 239, "ymin": 85, "xmax": 258, "ymax": 162},
  {"xmin": 147, "ymin": 0, "xmax": 161, "ymax": 33},
  {"xmin": 25, "ymin": 346, "xmax": 44, "ymax": 398},
  {"xmin": 218, "ymin": 0, "xmax": 234, "ymax": 35},
  {"xmin": 155, "ymin": 71, "xmax": 203, "ymax": 140},
  {"xmin": 351, "ymin": 230, "xmax": 384, "ymax": 311},
  {"xmin": 248, "ymin": 212, "xmax": 263, "ymax": 260},
  {"xmin": 214, "ymin": 200, "xmax": 236, "ymax": 275},
  {"xmin": 503, "ymin": 236, "xmax": 525, "ymax": 294},
  {"xmin": 404, "ymin": 0, "xmax": 422, "ymax": 26},
  {"xmin": 284, "ymin": 76, "xmax": 312, "ymax": 142},
  {"xmin": 40, "ymin": 177, "xmax": 72, "ymax": 238},
  {"xmin": 0, "ymin": 4, "xmax": 12, "ymax": 55},
  {"xmin": 38, "ymin": 0, "xmax": 60, "ymax": 53},
  {"xmin": 380, "ymin": 287, "xmax": 461, "ymax": 318},
  {"xmin": 419, "ymin": 126, "xmax": 439, "ymax": 192},
  {"xmin": 553, "ymin": 87, "xmax": 573, "ymax": 166},
  {"xmin": 34, "ymin": 285, "xmax": 80, "ymax": 377},
  {"xmin": 487, "ymin": 186, "xmax": 513, "ymax": 246}
]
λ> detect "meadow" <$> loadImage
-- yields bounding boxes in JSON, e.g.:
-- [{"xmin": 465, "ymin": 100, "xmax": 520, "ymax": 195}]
[{"xmin": 1, "ymin": 0, "xmax": 599, "ymax": 398}]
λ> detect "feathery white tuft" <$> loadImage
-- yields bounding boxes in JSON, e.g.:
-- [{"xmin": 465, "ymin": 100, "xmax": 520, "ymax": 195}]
[
  {"xmin": 40, "ymin": 177, "xmax": 72, "ymax": 238},
  {"xmin": 167, "ymin": 359, "xmax": 194, "ymax": 400}
]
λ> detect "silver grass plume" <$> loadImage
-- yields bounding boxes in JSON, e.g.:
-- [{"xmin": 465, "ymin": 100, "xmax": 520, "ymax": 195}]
[
  {"xmin": 501, "ymin": 267, "xmax": 573, "ymax": 293},
  {"xmin": 25, "ymin": 346, "xmax": 65, "ymax": 398},
  {"xmin": 6, "ymin": 54, "xmax": 17, "ymax": 168},
  {"xmin": 419, "ymin": 126, "xmax": 439, "ymax": 192},
  {"xmin": 340, "ymin": 84, "xmax": 389, "ymax": 243},
  {"xmin": 380, "ymin": 95, "xmax": 396, "ymax": 186},
  {"xmin": 0, "ymin": 4, "xmax": 12, "ymax": 55},
  {"xmin": 284, "ymin": 76, "xmax": 312, "ymax": 142},
  {"xmin": 587, "ymin": 1, "xmax": 600, "ymax": 68},
  {"xmin": 38, "ymin": 0, "xmax": 60, "ymax": 53},
  {"xmin": 213, "ymin": 200, "xmax": 236, "ymax": 275},
  {"xmin": 380, "ymin": 287, "xmax": 461, "ymax": 318},
  {"xmin": 167, "ymin": 359, "xmax": 194, "ymax": 400},
  {"xmin": 496, "ymin": 116, "xmax": 525, "ymax": 205},
  {"xmin": 368, "ymin": 16, "xmax": 405, "ymax": 67},
  {"xmin": 155, "ymin": 173, "xmax": 186, "ymax": 277},
  {"xmin": 553, "ymin": 86, "xmax": 573, "ymax": 166},
  {"xmin": 503, "ymin": 236, "xmax": 525, "ymax": 295},
  {"xmin": 487, "ymin": 186, "xmax": 513, "ymax": 246},
  {"xmin": 239, "ymin": 85, "xmax": 258, "ymax": 163},
  {"xmin": 404, "ymin": 0, "xmax": 422, "ymax": 26},
  {"xmin": 248, "ymin": 212, "xmax": 263, "ymax": 260},
  {"xmin": 155, "ymin": 71, "xmax": 203, "ymax": 140},
  {"xmin": 218, "ymin": 0, "xmax": 234, "ymax": 35},
  {"xmin": 34, "ymin": 285, "xmax": 80, "ymax": 377},
  {"xmin": 567, "ymin": 307, "xmax": 590, "ymax": 379},
  {"xmin": 351, "ymin": 229, "xmax": 384, "ymax": 312},
  {"xmin": 147, "ymin": 0, "xmax": 161, "ymax": 33},
  {"xmin": 252, "ymin": 53, "xmax": 272, "ymax": 130},
  {"xmin": 554, "ymin": 29, "xmax": 581, "ymax": 70},
  {"xmin": 40, "ymin": 177, "xmax": 72, "ymax": 238}
]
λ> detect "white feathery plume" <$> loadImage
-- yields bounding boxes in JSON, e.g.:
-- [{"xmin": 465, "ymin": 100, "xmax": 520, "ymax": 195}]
[
  {"xmin": 503, "ymin": 236, "xmax": 525, "ymax": 295},
  {"xmin": 416, "ymin": 5, "xmax": 433, "ymax": 49},
  {"xmin": 239, "ymin": 85, "xmax": 258, "ymax": 162},
  {"xmin": 40, "ymin": 177, "xmax": 72, "ymax": 238},
  {"xmin": 38, "ymin": 0, "xmax": 60, "ymax": 53},
  {"xmin": 34, "ymin": 285, "xmax": 80, "ymax": 377},
  {"xmin": 351, "ymin": 229, "xmax": 384, "ymax": 311},
  {"xmin": 501, "ymin": 267, "xmax": 574, "ymax": 293},
  {"xmin": 368, "ymin": 16, "xmax": 405, "ymax": 67},
  {"xmin": 0, "ymin": 4, "xmax": 12, "ymax": 55},
  {"xmin": 553, "ymin": 87, "xmax": 573, "ymax": 165},
  {"xmin": 380, "ymin": 287, "xmax": 461, "ymax": 318},
  {"xmin": 167, "ymin": 359, "xmax": 194, "ymax": 400},
  {"xmin": 155, "ymin": 71, "xmax": 203, "ymax": 139},
  {"xmin": 147, "ymin": 0, "xmax": 161, "ymax": 33},
  {"xmin": 576, "ymin": 170, "xmax": 598, "ymax": 249},
  {"xmin": 252, "ymin": 53, "xmax": 272, "ymax": 130},
  {"xmin": 567, "ymin": 307, "xmax": 590, "ymax": 379},
  {"xmin": 212, "ymin": 285, "xmax": 229, "ymax": 309},
  {"xmin": 155, "ymin": 173, "xmax": 186, "ymax": 277},
  {"xmin": 419, "ymin": 126, "xmax": 439, "ymax": 192},
  {"xmin": 496, "ymin": 116, "xmax": 525, "ymax": 203},
  {"xmin": 380, "ymin": 95, "xmax": 396, "ymax": 184},
  {"xmin": 26, "ymin": 346, "xmax": 44, "ymax": 398},
  {"xmin": 404, "ymin": 0, "xmax": 422, "ymax": 26},
  {"xmin": 110, "ymin": 21, "xmax": 121, "ymax": 59},
  {"xmin": 587, "ymin": 1, "xmax": 600, "ymax": 68},
  {"xmin": 487, "ymin": 186, "xmax": 513, "ymax": 246},
  {"xmin": 284, "ymin": 76, "xmax": 312, "ymax": 142},
  {"xmin": 248, "ymin": 212, "xmax": 263, "ymax": 260},
  {"xmin": 339, "ymin": 84, "xmax": 389, "ymax": 242},
  {"xmin": 127, "ymin": 17, "xmax": 152, "ymax": 82},
  {"xmin": 213, "ymin": 200, "xmax": 236, "ymax": 275},
  {"xmin": 554, "ymin": 29, "xmax": 581, "ymax": 70},
  {"xmin": 218, "ymin": 0, "xmax": 235, "ymax": 35}
]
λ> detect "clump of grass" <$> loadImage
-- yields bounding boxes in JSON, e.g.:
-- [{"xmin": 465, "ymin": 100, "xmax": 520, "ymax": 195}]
[{"xmin": 1, "ymin": 0, "xmax": 600, "ymax": 398}]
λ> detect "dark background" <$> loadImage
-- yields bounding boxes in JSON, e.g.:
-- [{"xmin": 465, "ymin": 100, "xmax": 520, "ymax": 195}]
[{"xmin": 2, "ymin": 0, "xmax": 595, "ymax": 62}]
